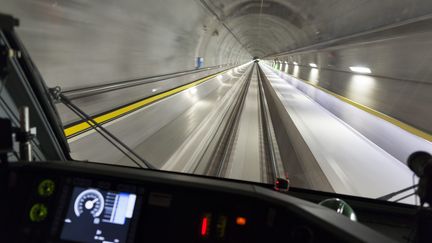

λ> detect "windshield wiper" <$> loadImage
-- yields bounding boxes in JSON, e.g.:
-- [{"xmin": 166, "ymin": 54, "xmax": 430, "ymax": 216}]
[
  {"xmin": 376, "ymin": 184, "xmax": 418, "ymax": 202},
  {"xmin": 54, "ymin": 90, "xmax": 154, "ymax": 169}
]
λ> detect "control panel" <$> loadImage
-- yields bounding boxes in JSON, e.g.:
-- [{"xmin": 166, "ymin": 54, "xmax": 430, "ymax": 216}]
[
  {"xmin": 60, "ymin": 187, "xmax": 137, "ymax": 242},
  {"xmin": 0, "ymin": 162, "xmax": 394, "ymax": 243}
]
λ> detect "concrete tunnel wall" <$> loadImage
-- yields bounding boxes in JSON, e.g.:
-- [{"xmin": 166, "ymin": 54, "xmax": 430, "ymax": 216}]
[
  {"xmin": 2, "ymin": 0, "xmax": 432, "ymax": 136},
  {"xmin": 3, "ymin": 0, "xmax": 432, "ymax": 86},
  {"xmin": 206, "ymin": 0, "xmax": 432, "ymax": 57},
  {"xmin": 0, "ymin": 0, "xmax": 251, "ymax": 90},
  {"xmin": 267, "ymin": 14, "xmax": 432, "ymax": 135}
]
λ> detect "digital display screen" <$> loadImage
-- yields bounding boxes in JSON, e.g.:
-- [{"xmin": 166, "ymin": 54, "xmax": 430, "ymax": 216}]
[{"xmin": 60, "ymin": 187, "xmax": 137, "ymax": 243}]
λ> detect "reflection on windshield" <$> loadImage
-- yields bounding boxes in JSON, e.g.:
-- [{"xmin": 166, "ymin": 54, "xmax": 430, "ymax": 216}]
[{"xmin": 3, "ymin": 0, "xmax": 432, "ymax": 205}]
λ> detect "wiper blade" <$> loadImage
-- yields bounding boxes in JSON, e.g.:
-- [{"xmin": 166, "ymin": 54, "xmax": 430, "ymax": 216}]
[
  {"xmin": 57, "ymin": 92, "xmax": 154, "ymax": 169},
  {"xmin": 376, "ymin": 184, "xmax": 417, "ymax": 201}
]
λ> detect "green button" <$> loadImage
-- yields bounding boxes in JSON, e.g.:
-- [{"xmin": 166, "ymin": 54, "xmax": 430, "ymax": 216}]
[
  {"xmin": 37, "ymin": 179, "xmax": 55, "ymax": 197},
  {"xmin": 29, "ymin": 203, "xmax": 48, "ymax": 222}
]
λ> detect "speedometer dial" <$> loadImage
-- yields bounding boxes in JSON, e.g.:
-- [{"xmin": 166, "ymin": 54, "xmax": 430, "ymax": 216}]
[{"xmin": 73, "ymin": 189, "xmax": 105, "ymax": 217}]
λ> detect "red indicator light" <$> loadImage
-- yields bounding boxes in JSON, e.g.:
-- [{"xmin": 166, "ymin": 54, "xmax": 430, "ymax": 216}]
[
  {"xmin": 201, "ymin": 217, "xmax": 208, "ymax": 236},
  {"xmin": 236, "ymin": 216, "xmax": 247, "ymax": 226}
]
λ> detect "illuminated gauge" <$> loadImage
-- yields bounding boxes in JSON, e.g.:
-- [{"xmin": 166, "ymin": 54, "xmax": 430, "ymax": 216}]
[{"xmin": 73, "ymin": 189, "xmax": 105, "ymax": 217}]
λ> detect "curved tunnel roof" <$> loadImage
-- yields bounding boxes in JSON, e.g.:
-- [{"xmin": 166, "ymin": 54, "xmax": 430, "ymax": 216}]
[
  {"xmin": 205, "ymin": 0, "xmax": 432, "ymax": 57},
  {"xmin": 1, "ymin": 0, "xmax": 432, "ymax": 88}
]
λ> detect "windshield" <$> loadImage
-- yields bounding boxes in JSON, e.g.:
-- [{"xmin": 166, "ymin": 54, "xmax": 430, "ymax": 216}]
[{"xmin": 2, "ymin": 0, "xmax": 431, "ymax": 205}]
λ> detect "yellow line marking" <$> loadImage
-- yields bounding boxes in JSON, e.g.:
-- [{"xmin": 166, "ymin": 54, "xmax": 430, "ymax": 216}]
[
  {"xmin": 272, "ymin": 66, "xmax": 432, "ymax": 142},
  {"xmin": 64, "ymin": 70, "xmax": 227, "ymax": 138}
]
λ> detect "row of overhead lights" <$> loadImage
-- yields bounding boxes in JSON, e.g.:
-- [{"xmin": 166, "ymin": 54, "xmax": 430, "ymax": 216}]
[{"xmin": 274, "ymin": 61, "xmax": 372, "ymax": 74}]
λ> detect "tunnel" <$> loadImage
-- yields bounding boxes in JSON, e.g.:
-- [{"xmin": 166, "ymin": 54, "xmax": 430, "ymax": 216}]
[{"xmin": 1, "ymin": 0, "xmax": 432, "ymax": 204}]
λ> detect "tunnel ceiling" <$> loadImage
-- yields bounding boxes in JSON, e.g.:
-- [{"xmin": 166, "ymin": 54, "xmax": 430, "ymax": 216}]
[
  {"xmin": 202, "ymin": 0, "xmax": 432, "ymax": 58},
  {"xmin": 3, "ymin": 0, "xmax": 432, "ymax": 89}
]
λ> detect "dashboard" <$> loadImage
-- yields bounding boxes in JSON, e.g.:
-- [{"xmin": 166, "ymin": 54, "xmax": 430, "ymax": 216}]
[{"xmin": 0, "ymin": 161, "xmax": 398, "ymax": 243}]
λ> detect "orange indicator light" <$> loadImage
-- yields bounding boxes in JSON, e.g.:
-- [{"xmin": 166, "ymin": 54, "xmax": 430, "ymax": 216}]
[{"xmin": 236, "ymin": 216, "xmax": 247, "ymax": 226}]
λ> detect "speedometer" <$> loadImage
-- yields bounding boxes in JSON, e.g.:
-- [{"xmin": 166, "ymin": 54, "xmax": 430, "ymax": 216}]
[{"xmin": 73, "ymin": 189, "xmax": 105, "ymax": 217}]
